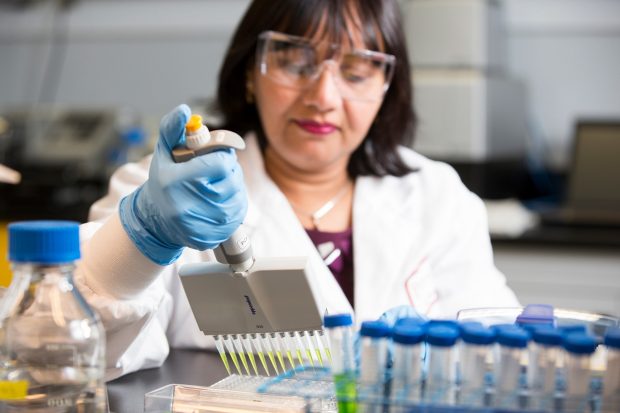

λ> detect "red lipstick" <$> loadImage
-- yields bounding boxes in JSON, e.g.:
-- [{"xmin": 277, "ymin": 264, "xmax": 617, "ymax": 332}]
[{"xmin": 294, "ymin": 120, "xmax": 337, "ymax": 135}]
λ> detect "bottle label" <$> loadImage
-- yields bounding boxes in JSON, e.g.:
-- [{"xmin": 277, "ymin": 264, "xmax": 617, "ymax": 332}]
[{"xmin": 0, "ymin": 380, "xmax": 29, "ymax": 400}]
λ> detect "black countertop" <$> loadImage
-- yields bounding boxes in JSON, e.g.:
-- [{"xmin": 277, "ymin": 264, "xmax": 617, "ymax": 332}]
[
  {"xmin": 492, "ymin": 223, "xmax": 620, "ymax": 249},
  {"xmin": 106, "ymin": 348, "xmax": 229, "ymax": 413}
]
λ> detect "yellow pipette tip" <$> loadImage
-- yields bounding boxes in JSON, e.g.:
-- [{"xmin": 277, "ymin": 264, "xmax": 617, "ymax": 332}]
[
  {"xmin": 315, "ymin": 349, "xmax": 324, "ymax": 366},
  {"xmin": 296, "ymin": 350, "xmax": 304, "ymax": 366},
  {"xmin": 286, "ymin": 351, "xmax": 296, "ymax": 369},
  {"xmin": 257, "ymin": 352, "xmax": 270, "ymax": 376},
  {"xmin": 267, "ymin": 351, "xmax": 279, "ymax": 375},
  {"xmin": 229, "ymin": 352, "xmax": 242, "ymax": 375},
  {"xmin": 218, "ymin": 352, "xmax": 231, "ymax": 375},
  {"xmin": 325, "ymin": 348, "xmax": 332, "ymax": 363},
  {"xmin": 276, "ymin": 351, "xmax": 286, "ymax": 372},
  {"xmin": 247, "ymin": 352, "xmax": 259, "ymax": 375},
  {"xmin": 238, "ymin": 351, "xmax": 251, "ymax": 375},
  {"xmin": 306, "ymin": 350, "xmax": 315, "ymax": 366}
]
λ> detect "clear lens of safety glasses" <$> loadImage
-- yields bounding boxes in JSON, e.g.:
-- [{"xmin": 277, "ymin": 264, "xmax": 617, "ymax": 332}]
[{"xmin": 257, "ymin": 31, "xmax": 396, "ymax": 102}]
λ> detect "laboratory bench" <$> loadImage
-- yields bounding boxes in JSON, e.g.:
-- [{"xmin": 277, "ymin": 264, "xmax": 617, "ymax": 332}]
[
  {"xmin": 491, "ymin": 224, "xmax": 620, "ymax": 319},
  {"xmin": 106, "ymin": 348, "xmax": 228, "ymax": 413}
]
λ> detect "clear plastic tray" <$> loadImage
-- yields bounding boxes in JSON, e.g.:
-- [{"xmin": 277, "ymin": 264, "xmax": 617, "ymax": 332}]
[
  {"xmin": 456, "ymin": 306, "xmax": 619, "ymax": 338},
  {"xmin": 143, "ymin": 382, "xmax": 308, "ymax": 412}
]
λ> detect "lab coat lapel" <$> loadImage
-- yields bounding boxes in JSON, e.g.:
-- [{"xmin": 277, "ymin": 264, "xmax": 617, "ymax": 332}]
[{"xmin": 353, "ymin": 173, "xmax": 438, "ymax": 321}]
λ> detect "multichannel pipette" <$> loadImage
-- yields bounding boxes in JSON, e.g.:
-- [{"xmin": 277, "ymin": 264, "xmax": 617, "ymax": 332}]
[{"xmin": 173, "ymin": 113, "xmax": 330, "ymax": 375}]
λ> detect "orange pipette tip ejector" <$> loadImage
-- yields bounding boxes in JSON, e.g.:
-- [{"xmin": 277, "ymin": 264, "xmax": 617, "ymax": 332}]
[{"xmin": 185, "ymin": 114, "xmax": 203, "ymax": 133}]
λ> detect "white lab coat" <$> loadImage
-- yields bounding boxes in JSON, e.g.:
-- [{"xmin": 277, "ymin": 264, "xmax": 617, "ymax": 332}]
[{"xmin": 75, "ymin": 133, "xmax": 519, "ymax": 380}]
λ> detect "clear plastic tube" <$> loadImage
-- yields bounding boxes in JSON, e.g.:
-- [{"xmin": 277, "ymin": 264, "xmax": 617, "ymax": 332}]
[
  {"xmin": 493, "ymin": 326, "xmax": 530, "ymax": 409},
  {"xmin": 527, "ymin": 327, "xmax": 562, "ymax": 403},
  {"xmin": 424, "ymin": 324, "xmax": 460, "ymax": 405},
  {"xmin": 323, "ymin": 314, "xmax": 356, "ymax": 412},
  {"xmin": 391, "ymin": 323, "xmax": 425, "ymax": 402},
  {"xmin": 603, "ymin": 329, "xmax": 620, "ymax": 397},
  {"xmin": 560, "ymin": 332, "xmax": 598, "ymax": 412},
  {"xmin": 458, "ymin": 324, "xmax": 495, "ymax": 407},
  {"xmin": 602, "ymin": 329, "xmax": 620, "ymax": 411}
]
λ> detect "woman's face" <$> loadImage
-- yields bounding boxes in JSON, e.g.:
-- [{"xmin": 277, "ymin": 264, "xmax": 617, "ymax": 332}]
[{"xmin": 252, "ymin": 31, "xmax": 385, "ymax": 174}]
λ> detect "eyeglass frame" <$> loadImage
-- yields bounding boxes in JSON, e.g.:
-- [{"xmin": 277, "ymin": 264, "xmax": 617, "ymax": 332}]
[{"xmin": 255, "ymin": 30, "xmax": 397, "ymax": 102}]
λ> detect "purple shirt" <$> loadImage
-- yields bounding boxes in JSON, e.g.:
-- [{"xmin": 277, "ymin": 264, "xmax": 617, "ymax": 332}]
[{"xmin": 306, "ymin": 227, "xmax": 354, "ymax": 307}]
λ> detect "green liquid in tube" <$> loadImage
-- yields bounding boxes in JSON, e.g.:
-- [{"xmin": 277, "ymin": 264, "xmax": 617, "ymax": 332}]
[{"xmin": 334, "ymin": 372, "xmax": 358, "ymax": 413}]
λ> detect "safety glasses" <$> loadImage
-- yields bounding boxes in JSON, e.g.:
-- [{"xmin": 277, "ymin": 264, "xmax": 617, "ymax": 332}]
[{"xmin": 256, "ymin": 31, "xmax": 396, "ymax": 102}]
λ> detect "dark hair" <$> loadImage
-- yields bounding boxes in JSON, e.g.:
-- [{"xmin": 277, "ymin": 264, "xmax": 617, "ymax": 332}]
[{"xmin": 216, "ymin": 0, "xmax": 417, "ymax": 178}]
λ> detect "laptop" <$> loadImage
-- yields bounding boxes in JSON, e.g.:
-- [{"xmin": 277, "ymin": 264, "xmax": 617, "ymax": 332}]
[{"xmin": 541, "ymin": 120, "xmax": 620, "ymax": 227}]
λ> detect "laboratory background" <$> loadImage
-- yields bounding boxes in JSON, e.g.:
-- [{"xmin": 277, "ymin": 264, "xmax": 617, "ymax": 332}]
[{"xmin": 2, "ymin": 0, "xmax": 618, "ymax": 315}]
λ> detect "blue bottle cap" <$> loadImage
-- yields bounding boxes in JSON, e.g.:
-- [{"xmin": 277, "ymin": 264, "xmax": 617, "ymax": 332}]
[
  {"xmin": 532, "ymin": 326, "xmax": 563, "ymax": 346},
  {"xmin": 496, "ymin": 326, "xmax": 530, "ymax": 348},
  {"xmin": 460, "ymin": 323, "xmax": 495, "ymax": 345},
  {"xmin": 604, "ymin": 328, "xmax": 620, "ymax": 349},
  {"xmin": 393, "ymin": 324, "xmax": 425, "ymax": 345},
  {"xmin": 425, "ymin": 324, "xmax": 460, "ymax": 347},
  {"xmin": 360, "ymin": 320, "xmax": 391, "ymax": 338},
  {"xmin": 8, "ymin": 221, "xmax": 80, "ymax": 264},
  {"xmin": 563, "ymin": 333, "xmax": 598, "ymax": 355},
  {"xmin": 324, "ymin": 313, "xmax": 353, "ymax": 328}
]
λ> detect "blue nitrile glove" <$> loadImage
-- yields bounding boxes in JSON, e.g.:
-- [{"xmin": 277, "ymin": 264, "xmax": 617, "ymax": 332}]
[
  {"xmin": 379, "ymin": 305, "xmax": 427, "ymax": 328},
  {"xmin": 378, "ymin": 305, "xmax": 429, "ymax": 371},
  {"xmin": 119, "ymin": 104, "xmax": 248, "ymax": 265}
]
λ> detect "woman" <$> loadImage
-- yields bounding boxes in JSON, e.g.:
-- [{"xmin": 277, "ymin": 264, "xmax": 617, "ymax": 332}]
[{"xmin": 77, "ymin": 0, "xmax": 518, "ymax": 380}]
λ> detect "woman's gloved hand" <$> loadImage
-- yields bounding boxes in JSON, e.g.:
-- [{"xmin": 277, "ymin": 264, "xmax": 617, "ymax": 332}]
[
  {"xmin": 379, "ymin": 305, "xmax": 427, "ymax": 328},
  {"xmin": 119, "ymin": 104, "xmax": 248, "ymax": 265}
]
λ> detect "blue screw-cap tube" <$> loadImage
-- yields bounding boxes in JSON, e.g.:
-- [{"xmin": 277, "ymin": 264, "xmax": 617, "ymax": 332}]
[
  {"xmin": 562, "ymin": 332, "xmax": 598, "ymax": 403},
  {"xmin": 493, "ymin": 326, "xmax": 530, "ymax": 408},
  {"xmin": 527, "ymin": 326, "xmax": 563, "ymax": 402},
  {"xmin": 323, "ymin": 314, "xmax": 356, "ymax": 412},
  {"xmin": 358, "ymin": 320, "xmax": 391, "ymax": 400},
  {"xmin": 391, "ymin": 323, "xmax": 425, "ymax": 402},
  {"xmin": 424, "ymin": 323, "xmax": 460, "ymax": 405},
  {"xmin": 602, "ymin": 328, "xmax": 620, "ymax": 410},
  {"xmin": 458, "ymin": 323, "xmax": 495, "ymax": 407}
]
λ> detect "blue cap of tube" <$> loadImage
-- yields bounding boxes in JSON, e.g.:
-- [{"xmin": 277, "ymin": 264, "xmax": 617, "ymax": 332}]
[
  {"xmin": 604, "ymin": 328, "xmax": 620, "ymax": 349},
  {"xmin": 460, "ymin": 323, "xmax": 495, "ymax": 345},
  {"xmin": 393, "ymin": 323, "xmax": 425, "ymax": 345},
  {"xmin": 360, "ymin": 320, "xmax": 391, "ymax": 338},
  {"xmin": 559, "ymin": 325, "xmax": 587, "ymax": 335},
  {"xmin": 425, "ymin": 324, "xmax": 460, "ymax": 347},
  {"xmin": 395, "ymin": 317, "xmax": 427, "ymax": 328},
  {"xmin": 532, "ymin": 326, "xmax": 563, "ymax": 346},
  {"xmin": 563, "ymin": 333, "xmax": 598, "ymax": 355},
  {"xmin": 427, "ymin": 319, "xmax": 461, "ymax": 330},
  {"xmin": 8, "ymin": 221, "xmax": 80, "ymax": 263},
  {"xmin": 496, "ymin": 326, "xmax": 530, "ymax": 348},
  {"xmin": 324, "ymin": 313, "xmax": 353, "ymax": 328}
]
